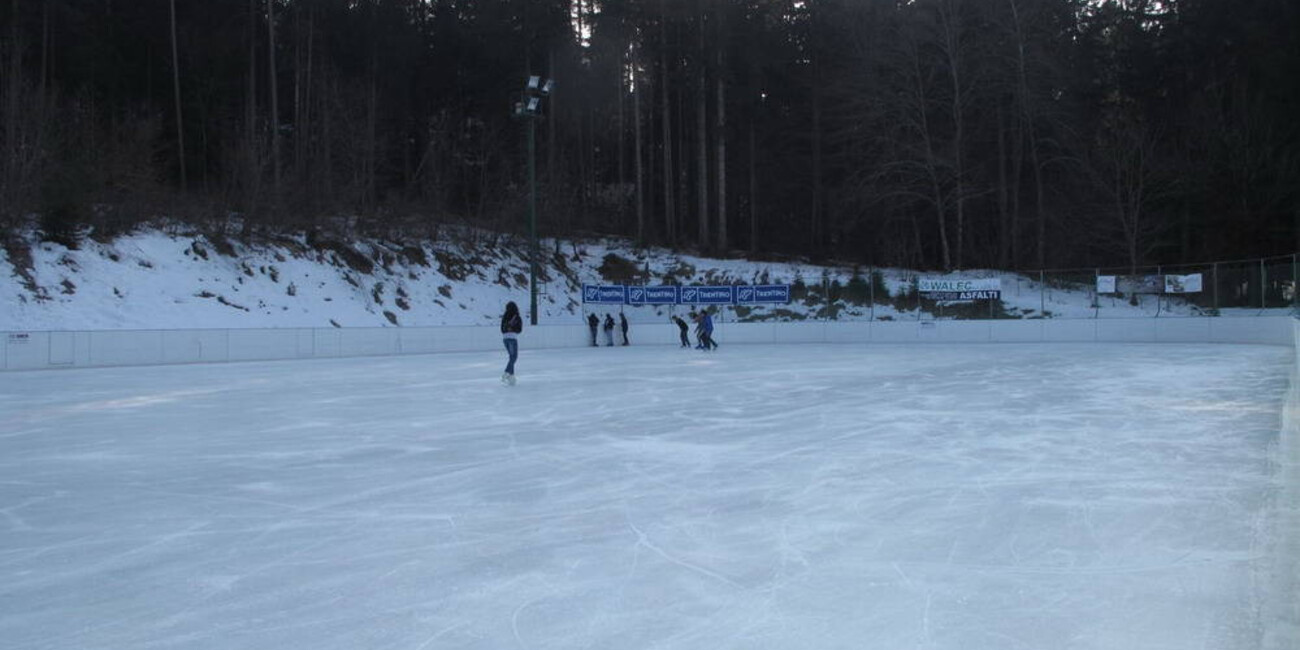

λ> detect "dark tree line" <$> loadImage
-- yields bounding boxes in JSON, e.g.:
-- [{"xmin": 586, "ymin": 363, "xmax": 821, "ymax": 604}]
[{"xmin": 2, "ymin": 0, "xmax": 1298, "ymax": 270}]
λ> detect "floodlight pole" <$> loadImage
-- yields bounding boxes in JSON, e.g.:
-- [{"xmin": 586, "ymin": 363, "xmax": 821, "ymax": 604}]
[
  {"xmin": 514, "ymin": 75, "xmax": 549, "ymax": 326},
  {"xmin": 527, "ymin": 116, "xmax": 538, "ymax": 325}
]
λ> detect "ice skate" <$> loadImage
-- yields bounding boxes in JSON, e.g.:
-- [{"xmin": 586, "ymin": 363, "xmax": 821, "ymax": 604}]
[{"xmin": 506, "ymin": 373, "xmax": 516, "ymax": 386}]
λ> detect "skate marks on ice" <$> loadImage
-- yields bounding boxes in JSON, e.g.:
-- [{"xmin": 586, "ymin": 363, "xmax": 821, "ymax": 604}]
[{"xmin": 0, "ymin": 343, "xmax": 1293, "ymax": 649}]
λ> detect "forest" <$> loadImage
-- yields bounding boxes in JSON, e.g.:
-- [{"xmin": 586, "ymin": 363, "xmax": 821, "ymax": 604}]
[{"xmin": 1, "ymin": 0, "xmax": 1298, "ymax": 271}]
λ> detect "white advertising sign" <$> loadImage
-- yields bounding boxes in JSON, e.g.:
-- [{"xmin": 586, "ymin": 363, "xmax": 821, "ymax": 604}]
[
  {"xmin": 1164, "ymin": 273, "xmax": 1203, "ymax": 294},
  {"xmin": 918, "ymin": 277, "xmax": 1002, "ymax": 301}
]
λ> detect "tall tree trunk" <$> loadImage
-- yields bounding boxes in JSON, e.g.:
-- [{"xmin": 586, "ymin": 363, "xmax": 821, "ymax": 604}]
[
  {"xmin": 811, "ymin": 57, "xmax": 823, "ymax": 255},
  {"xmin": 1031, "ymin": 134, "xmax": 1045, "ymax": 268},
  {"xmin": 906, "ymin": 37, "xmax": 952, "ymax": 270},
  {"xmin": 244, "ymin": 0, "xmax": 258, "ymax": 219},
  {"xmin": 547, "ymin": 49, "xmax": 556, "ymax": 183},
  {"xmin": 266, "ymin": 0, "xmax": 281, "ymax": 205},
  {"xmin": 696, "ymin": 4, "xmax": 709, "ymax": 250},
  {"xmin": 366, "ymin": 47, "xmax": 378, "ymax": 213},
  {"xmin": 749, "ymin": 116, "xmax": 757, "ymax": 254},
  {"xmin": 39, "ymin": 0, "xmax": 49, "ymax": 98},
  {"xmin": 617, "ymin": 52, "xmax": 626, "ymax": 228},
  {"xmin": 940, "ymin": 0, "xmax": 965, "ymax": 269},
  {"xmin": 716, "ymin": 43, "xmax": 727, "ymax": 252},
  {"xmin": 169, "ymin": 0, "xmax": 187, "ymax": 191},
  {"xmin": 634, "ymin": 60, "xmax": 645, "ymax": 244},
  {"xmin": 4, "ymin": 0, "xmax": 21, "ymax": 220},
  {"xmin": 1008, "ymin": 0, "xmax": 1040, "ymax": 269},
  {"xmin": 660, "ymin": 1, "xmax": 676, "ymax": 243},
  {"xmin": 997, "ymin": 103, "xmax": 1010, "ymax": 268}
]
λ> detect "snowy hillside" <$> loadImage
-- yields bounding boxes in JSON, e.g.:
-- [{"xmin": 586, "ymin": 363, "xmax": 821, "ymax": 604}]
[{"xmin": 0, "ymin": 226, "xmax": 1198, "ymax": 331}]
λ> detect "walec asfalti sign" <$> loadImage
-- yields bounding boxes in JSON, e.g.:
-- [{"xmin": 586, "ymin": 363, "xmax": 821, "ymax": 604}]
[
  {"xmin": 583, "ymin": 284, "xmax": 789, "ymax": 306},
  {"xmin": 918, "ymin": 277, "xmax": 1002, "ymax": 301}
]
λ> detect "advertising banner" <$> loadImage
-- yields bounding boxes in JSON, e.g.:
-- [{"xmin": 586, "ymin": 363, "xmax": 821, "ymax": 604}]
[
  {"xmin": 1164, "ymin": 273, "xmax": 1203, "ymax": 294},
  {"xmin": 1098, "ymin": 274, "xmax": 1202, "ymax": 294},
  {"xmin": 736, "ymin": 285, "xmax": 792, "ymax": 304},
  {"xmin": 582, "ymin": 284, "xmax": 627, "ymax": 304},
  {"xmin": 1097, "ymin": 275, "xmax": 1117, "ymax": 294},
  {"xmin": 680, "ymin": 286, "xmax": 735, "ymax": 305},
  {"xmin": 627, "ymin": 285, "xmax": 680, "ymax": 305},
  {"xmin": 918, "ymin": 277, "xmax": 1002, "ymax": 301}
]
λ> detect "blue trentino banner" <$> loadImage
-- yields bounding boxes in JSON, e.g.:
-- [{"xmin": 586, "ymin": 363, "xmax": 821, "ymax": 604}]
[
  {"xmin": 628, "ymin": 285, "xmax": 680, "ymax": 305},
  {"xmin": 584, "ymin": 284, "xmax": 789, "ymax": 305},
  {"xmin": 582, "ymin": 284, "xmax": 627, "ymax": 304},
  {"xmin": 736, "ymin": 285, "xmax": 791, "ymax": 304},
  {"xmin": 681, "ymin": 285, "xmax": 735, "ymax": 305}
]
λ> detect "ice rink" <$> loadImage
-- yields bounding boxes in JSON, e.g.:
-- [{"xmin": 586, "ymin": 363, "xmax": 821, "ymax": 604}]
[{"xmin": 0, "ymin": 342, "xmax": 1294, "ymax": 650}]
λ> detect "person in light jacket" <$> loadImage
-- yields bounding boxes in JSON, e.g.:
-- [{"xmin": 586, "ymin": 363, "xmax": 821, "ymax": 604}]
[{"xmin": 500, "ymin": 301, "xmax": 523, "ymax": 385}]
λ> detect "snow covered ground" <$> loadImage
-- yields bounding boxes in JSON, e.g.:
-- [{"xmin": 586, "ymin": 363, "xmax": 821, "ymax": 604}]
[
  {"xmin": 0, "ymin": 343, "xmax": 1293, "ymax": 649},
  {"xmin": 1, "ymin": 228, "xmax": 1222, "ymax": 331}
]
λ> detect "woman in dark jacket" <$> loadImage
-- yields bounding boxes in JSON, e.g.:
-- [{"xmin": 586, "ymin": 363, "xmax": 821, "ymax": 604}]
[
  {"xmin": 501, "ymin": 301, "xmax": 523, "ymax": 385},
  {"xmin": 603, "ymin": 314, "xmax": 616, "ymax": 346}
]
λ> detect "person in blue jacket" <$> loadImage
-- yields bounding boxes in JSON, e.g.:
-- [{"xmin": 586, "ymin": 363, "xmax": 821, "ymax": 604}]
[
  {"xmin": 700, "ymin": 309, "xmax": 718, "ymax": 350},
  {"xmin": 501, "ymin": 301, "xmax": 523, "ymax": 385}
]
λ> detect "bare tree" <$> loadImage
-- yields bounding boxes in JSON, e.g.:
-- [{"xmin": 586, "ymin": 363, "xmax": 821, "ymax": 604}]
[
  {"xmin": 935, "ymin": 0, "xmax": 970, "ymax": 269},
  {"xmin": 632, "ymin": 41, "xmax": 645, "ymax": 244},
  {"xmin": 715, "ymin": 15, "xmax": 727, "ymax": 252},
  {"xmin": 659, "ymin": 0, "xmax": 676, "ymax": 243},
  {"xmin": 1083, "ymin": 117, "xmax": 1172, "ymax": 273},
  {"xmin": 695, "ymin": 1, "xmax": 709, "ymax": 249},
  {"xmin": 169, "ymin": 0, "xmax": 186, "ymax": 191},
  {"xmin": 266, "ymin": 0, "xmax": 281, "ymax": 205}
]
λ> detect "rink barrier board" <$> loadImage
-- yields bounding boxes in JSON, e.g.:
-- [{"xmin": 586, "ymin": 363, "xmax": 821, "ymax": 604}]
[
  {"xmin": 1268, "ymin": 319, "xmax": 1300, "ymax": 650},
  {"xmin": 1, "ymin": 316, "xmax": 1294, "ymax": 371}
]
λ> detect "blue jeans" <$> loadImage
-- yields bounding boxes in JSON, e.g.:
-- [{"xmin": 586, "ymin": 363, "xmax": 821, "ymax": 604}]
[{"xmin": 503, "ymin": 338, "xmax": 518, "ymax": 374}]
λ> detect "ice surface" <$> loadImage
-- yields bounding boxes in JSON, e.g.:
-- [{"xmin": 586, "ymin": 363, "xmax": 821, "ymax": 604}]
[{"xmin": 0, "ymin": 343, "xmax": 1293, "ymax": 649}]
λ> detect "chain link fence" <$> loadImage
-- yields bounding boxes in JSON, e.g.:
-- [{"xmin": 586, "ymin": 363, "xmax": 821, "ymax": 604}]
[{"xmin": 707, "ymin": 254, "xmax": 1299, "ymax": 324}]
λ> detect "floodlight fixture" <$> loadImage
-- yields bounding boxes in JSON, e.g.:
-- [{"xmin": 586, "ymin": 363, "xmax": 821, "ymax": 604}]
[
  {"xmin": 541, "ymin": 79, "xmax": 555, "ymax": 96},
  {"xmin": 527, "ymin": 76, "xmax": 541, "ymax": 92},
  {"xmin": 526, "ymin": 96, "xmax": 541, "ymax": 114}
]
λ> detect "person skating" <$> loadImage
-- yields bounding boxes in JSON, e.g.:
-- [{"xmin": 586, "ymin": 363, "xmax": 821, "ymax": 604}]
[
  {"xmin": 587, "ymin": 313, "xmax": 599, "ymax": 346},
  {"xmin": 691, "ymin": 311, "xmax": 705, "ymax": 349},
  {"xmin": 620, "ymin": 312, "xmax": 630, "ymax": 346},
  {"xmin": 500, "ymin": 301, "xmax": 523, "ymax": 385},
  {"xmin": 672, "ymin": 315, "xmax": 691, "ymax": 348},
  {"xmin": 700, "ymin": 309, "xmax": 718, "ymax": 350},
  {"xmin": 603, "ymin": 314, "xmax": 616, "ymax": 346}
]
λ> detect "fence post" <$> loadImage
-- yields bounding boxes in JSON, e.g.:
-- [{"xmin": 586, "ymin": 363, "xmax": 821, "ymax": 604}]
[
  {"xmin": 824, "ymin": 276, "xmax": 831, "ymax": 322},
  {"xmin": 869, "ymin": 266, "xmax": 875, "ymax": 322},
  {"xmin": 916, "ymin": 276, "xmax": 922, "ymax": 321},
  {"xmin": 1040, "ymin": 270, "xmax": 1046, "ymax": 315},
  {"xmin": 1159, "ymin": 262, "xmax": 1170, "ymax": 315},
  {"xmin": 1213, "ymin": 262, "xmax": 1219, "ymax": 313},
  {"xmin": 1094, "ymin": 268, "xmax": 1101, "ymax": 318},
  {"xmin": 1261, "ymin": 258, "xmax": 1267, "ymax": 310}
]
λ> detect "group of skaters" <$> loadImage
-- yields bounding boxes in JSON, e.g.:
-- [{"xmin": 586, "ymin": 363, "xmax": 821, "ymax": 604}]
[
  {"xmin": 586, "ymin": 312, "xmax": 630, "ymax": 346},
  {"xmin": 672, "ymin": 310, "xmax": 718, "ymax": 350},
  {"xmin": 501, "ymin": 302, "xmax": 720, "ymax": 386},
  {"xmin": 583, "ymin": 309, "xmax": 717, "ymax": 350}
]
